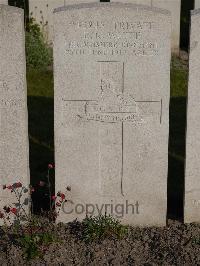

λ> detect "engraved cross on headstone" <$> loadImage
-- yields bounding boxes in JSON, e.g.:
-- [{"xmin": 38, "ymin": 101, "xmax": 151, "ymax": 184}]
[{"xmin": 62, "ymin": 61, "xmax": 162, "ymax": 196}]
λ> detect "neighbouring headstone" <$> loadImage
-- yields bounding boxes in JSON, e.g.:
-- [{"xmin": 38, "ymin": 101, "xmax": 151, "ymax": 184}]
[
  {"xmin": 0, "ymin": 0, "xmax": 7, "ymax": 4},
  {"xmin": 0, "ymin": 6, "xmax": 30, "ymax": 219},
  {"xmin": 111, "ymin": 0, "xmax": 152, "ymax": 5},
  {"xmin": 195, "ymin": 0, "xmax": 200, "ymax": 9},
  {"xmin": 185, "ymin": 9, "xmax": 200, "ymax": 223},
  {"xmin": 54, "ymin": 3, "xmax": 171, "ymax": 226},
  {"xmin": 29, "ymin": 0, "xmax": 98, "ymax": 43},
  {"xmin": 64, "ymin": 0, "xmax": 98, "ymax": 4},
  {"xmin": 111, "ymin": 0, "xmax": 181, "ymax": 54}
]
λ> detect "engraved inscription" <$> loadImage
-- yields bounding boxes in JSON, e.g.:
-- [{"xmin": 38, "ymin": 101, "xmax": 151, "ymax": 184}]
[
  {"xmin": 84, "ymin": 101, "xmax": 138, "ymax": 123},
  {"xmin": 79, "ymin": 62, "xmax": 139, "ymax": 123},
  {"xmin": 65, "ymin": 20, "xmax": 158, "ymax": 57},
  {"xmin": 0, "ymin": 80, "xmax": 24, "ymax": 141},
  {"xmin": 192, "ymin": 200, "xmax": 200, "ymax": 207},
  {"xmin": 0, "ymin": 81, "xmax": 24, "ymax": 108}
]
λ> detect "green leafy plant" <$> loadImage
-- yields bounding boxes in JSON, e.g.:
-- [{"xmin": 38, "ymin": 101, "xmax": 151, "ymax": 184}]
[
  {"xmin": 192, "ymin": 236, "xmax": 200, "ymax": 245},
  {"xmin": 19, "ymin": 234, "xmax": 40, "ymax": 260},
  {"xmin": 18, "ymin": 227, "xmax": 59, "ymax": 260},
  {"xmin": 82, "ymin": 214, "xmax": 128, "ymax": 243},
  {"xmin": 25, "ymin": 18, "xmax": 52, "ymax": 69}
]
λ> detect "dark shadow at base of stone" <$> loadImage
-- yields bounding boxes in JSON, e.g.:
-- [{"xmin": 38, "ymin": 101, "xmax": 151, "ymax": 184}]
[
  {"xmin": 27, "ymin": 96, "xmax": 54, "ymax": 213},
  {"xmin": 167, "ymin": 97, "xmax": 187, "ymax": 222},
  {"xmin": 168, "ymin": 156, "xmax": 184, "ymax": 222}
]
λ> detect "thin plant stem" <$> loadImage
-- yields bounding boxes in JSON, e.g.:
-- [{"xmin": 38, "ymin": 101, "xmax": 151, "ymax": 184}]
[{"xmin": 47, "ymin": 169, "xmax": 52, "ymax": 211}]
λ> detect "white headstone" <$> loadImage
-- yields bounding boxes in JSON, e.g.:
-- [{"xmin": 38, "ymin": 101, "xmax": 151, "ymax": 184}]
[
  {"xmin": 54, "ymin": 3, "xmax": 171, "ymax": 226},
  {"xmin": 111, "ymin": 0, "xmax": 152, "ymax": 5},
  {"xmin": 185, "ymin": 9, "xmax": 200, "ymax": 223},
  {"xmin": 64, "ymin": 0, "xmax": 98, "ymax": 4},
  {"xmin": 0, "ymin": 6, "xmax": 30, "ymax": 217},
  {"xmin": 0, "ymin": 0, "xmax": 7, "ymax": 4},
  {"xmin": 195, "ymin": 0, "xmax": 200, "ymax": 9},
  {"xmin": 111, "ymin": 0, "xmax": 181, "ymax": 54}
]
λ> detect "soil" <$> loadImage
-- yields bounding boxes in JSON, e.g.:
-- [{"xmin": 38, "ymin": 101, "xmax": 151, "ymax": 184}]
[{"xmin": 0, "ymin": 219, "xmax": 199, "ymax": 265}]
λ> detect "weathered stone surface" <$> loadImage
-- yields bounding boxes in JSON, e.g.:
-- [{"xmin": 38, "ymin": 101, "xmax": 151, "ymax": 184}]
[
  {"xmin": 64, "ymin": 0, "xmax": 98, "ymax": 4},
  {"xmin": 0, "ymin": 6, "xmax": 29, "ymax": 218},
  {"xmin": 111, "ymin": 0, "xmax": 181, "ymax": 54},
  {"xmin": 185, "ymin": 9, "xmax": 200, "ymax": 223},
  {"xmin": 195, "ymin": 0, "xmax": 200, "ymax": 9},
  {"xmin": 54, "ymin": 3, "xmax": 171, "ymax": 226},
  {"xmin": 0, "ymin": 0, "xmax": 7, "ymax": 4},
  {"xmin": 111, "ymin": 0, "xmax": 152, "ymax": 5}
]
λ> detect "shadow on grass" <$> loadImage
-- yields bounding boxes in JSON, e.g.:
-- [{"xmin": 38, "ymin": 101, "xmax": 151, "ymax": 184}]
[
  {"xmin": 28, "ymin": 96, "xmax": 54, "ymax": 213},
  {"xmin": 168, "ymin": 97, "xmax": 187, "ymax": 221}
]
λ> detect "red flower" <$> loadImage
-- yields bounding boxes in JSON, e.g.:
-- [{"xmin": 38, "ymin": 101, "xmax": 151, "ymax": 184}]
[
  {"xmin": 60, "ymin": 193, "xmax": 65, "ymax": 200},
  {"xmin": 52, "ymin": 195, "xmax": 57, "ymax": 200},
  {"xmin": 48, "ymin": 164, "xmax": 54, "ymax": 169},
  {"xmin": 10, "ymin": 208, "xmax": 17, "ymax": 215},
  {"xmin": 7, "ymin": 185, "xmax": 13, "ymax": 190},
  {"xmin": 16, "ymin": 182, "xmax": 22, "ymax": 188}
]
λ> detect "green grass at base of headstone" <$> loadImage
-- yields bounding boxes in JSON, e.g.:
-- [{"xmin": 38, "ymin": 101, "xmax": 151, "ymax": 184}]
[
  {"xmin": 27, "ymin": 68, "xmax": 53, "ymax": 98},
  {"xmin": 170, "ymin": 57, "xmax": 188, "ymax": 98}
]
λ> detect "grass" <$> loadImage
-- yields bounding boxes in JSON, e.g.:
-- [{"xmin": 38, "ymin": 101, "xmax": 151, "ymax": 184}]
[
  {"xmin": 27, "ymin": 69, "xmax": 53, "ymax": 98},
  {"xmin": 171, "ymin": 57, "xmax": 188, "ymax": 98},
  {"xmin": 26, "ymin": 56, "xmax": 188, "ymax": 220}
]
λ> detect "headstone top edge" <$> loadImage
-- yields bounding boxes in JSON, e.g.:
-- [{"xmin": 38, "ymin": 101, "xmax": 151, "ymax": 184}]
[
  {"xmin": 0, "ymin": 4, "xmax": 24, "ymax": 15},
  {"xmin": 54, "ymin": 2, "xmax": 171, "ymax": 17},
  {"xmin": 191, "ymin": 8, "xmax": 200, "ymax": 16}
]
